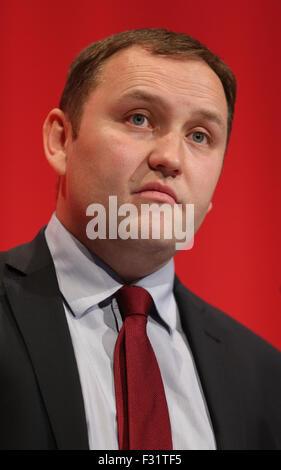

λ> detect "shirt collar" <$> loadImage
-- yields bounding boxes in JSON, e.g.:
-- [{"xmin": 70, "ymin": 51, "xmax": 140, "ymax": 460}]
[{"xmin": 45, "ymin": 213, "xmax": 177, "ymax": 331}]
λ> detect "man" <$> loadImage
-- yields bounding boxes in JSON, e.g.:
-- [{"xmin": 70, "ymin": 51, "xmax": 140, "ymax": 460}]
[{"xmin": 0, "ymin": 29, "xmax": 280, "ymax": 450}]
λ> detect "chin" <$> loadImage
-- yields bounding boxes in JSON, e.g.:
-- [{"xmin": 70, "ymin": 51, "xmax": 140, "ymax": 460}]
[{"xmin": 124, "ymin": 236, "xmax": 177, "ymax": 259}]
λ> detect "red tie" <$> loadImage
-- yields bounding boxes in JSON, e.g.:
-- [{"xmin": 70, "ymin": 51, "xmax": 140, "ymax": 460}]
[{"xmin": 114, "ymin": 285, "xmax": 173, "ymax": 450}]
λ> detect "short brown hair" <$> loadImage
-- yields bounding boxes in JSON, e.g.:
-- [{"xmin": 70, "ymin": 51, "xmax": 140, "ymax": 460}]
[{"xmin": 60, "ymin": 28, "xmax": 237, "ymax": 141}]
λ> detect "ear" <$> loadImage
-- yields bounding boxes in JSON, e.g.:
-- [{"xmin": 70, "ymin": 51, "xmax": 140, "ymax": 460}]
[
  {"xmin": 43, "ymin": 108, "xmax": 71, "ymax": 175},
  {"xmin": 207, "ymin": 201, "xmax": 213, "ymax": 213}
]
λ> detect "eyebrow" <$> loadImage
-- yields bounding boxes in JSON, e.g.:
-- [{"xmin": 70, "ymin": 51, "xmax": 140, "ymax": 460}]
[
  {"xmin": 117, "ymin": 90, "xmax": 163, "ymax": 108},
  {"xmin": 117, "ymin": 90, "xmax": 226, "ymax": 131}
]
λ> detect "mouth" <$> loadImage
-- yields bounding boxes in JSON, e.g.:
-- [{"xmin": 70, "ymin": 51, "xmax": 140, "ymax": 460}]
[{"xmin": 133, "ymin": 182, "xmax": 178, "ymax": 205}]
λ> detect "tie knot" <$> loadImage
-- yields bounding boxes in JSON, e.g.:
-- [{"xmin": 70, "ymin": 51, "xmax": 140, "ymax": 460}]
[{"xmin": 115, "ymin": 285, "xmax": 153, "ymax": 320}]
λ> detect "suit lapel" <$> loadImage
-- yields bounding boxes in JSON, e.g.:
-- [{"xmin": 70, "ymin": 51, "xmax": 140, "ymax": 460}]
[
  {"xmin": 3, "ymin": 229, "xmax": 89, "ymax": 450},
  {"xmin": 174, "ymin": 276, "xmax": 247, "ymax": 450}
]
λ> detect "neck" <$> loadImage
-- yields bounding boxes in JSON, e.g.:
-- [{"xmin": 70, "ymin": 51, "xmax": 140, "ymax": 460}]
[
  {"xmin": 84, "ymin": 238, "xmax": 174, "ymax": 283},
  {"xmin": 56, "ymin": 210, "xmax": 175, "ymax": 282}
]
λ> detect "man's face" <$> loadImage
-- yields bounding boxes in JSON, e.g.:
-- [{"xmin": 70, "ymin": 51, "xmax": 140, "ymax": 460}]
[{"xmin": 59, "ymin": 46, "xmax": 228, "ymax": 254}]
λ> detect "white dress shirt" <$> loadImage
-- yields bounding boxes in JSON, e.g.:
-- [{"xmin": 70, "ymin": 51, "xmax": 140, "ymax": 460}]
[{"xmin": 45, "ymin": 213, "xmax": 216, "ymax": 450}]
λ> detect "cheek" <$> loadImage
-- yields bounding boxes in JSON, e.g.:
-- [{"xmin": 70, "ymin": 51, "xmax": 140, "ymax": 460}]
[
  {"xmin": 183, "ymin": 157, "xmax": 223, "ymax": 209},
  {"xmin": 79, "ymin": 129, "xmax": 140, "ymax": 178},
  {"xmin": 67, "ymin": 130, "xmax": 144, "ymax": 204}
]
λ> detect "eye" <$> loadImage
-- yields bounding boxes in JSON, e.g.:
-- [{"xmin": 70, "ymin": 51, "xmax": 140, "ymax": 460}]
[
  {"xmin": 129, "ymin": 113, "xmax": 149, "ymax": 127},
  {"xmin": 190, "ymin": 131, "xmax": 208, "ymax": 144}
]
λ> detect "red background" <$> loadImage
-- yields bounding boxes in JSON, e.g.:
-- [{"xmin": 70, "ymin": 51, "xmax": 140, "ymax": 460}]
[{"xmin": 1, "ymin": 0, "xmax": 280, "ymax": 350}]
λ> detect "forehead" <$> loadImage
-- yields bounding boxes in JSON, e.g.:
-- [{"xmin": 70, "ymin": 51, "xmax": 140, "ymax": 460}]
[{"xmin": 86, "ymin": 46, "xmax": 228, "ymax": 124}]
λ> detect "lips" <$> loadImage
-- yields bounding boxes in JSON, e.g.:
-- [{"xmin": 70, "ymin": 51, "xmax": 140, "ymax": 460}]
[{"xmin": 134, "ymin": 182, "xmax": 178, "ymax": 205}]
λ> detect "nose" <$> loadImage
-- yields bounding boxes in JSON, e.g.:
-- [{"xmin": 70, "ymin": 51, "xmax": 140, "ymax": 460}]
[{"xmin": 148, "ymin": 132, "xmax": 183, "ymax": 178}]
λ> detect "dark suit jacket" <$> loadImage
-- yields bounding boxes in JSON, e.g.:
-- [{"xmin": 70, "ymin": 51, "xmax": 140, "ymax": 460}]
[{"xmin": 1, "ymin": 227, "xmax": 281, "ymax": 450}]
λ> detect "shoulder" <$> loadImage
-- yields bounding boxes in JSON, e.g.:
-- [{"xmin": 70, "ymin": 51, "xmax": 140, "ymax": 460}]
[
  {"xmin": 0, "ymin": 229, "xmax": 47, "ymax": 304},
  {"xmin": 0, "ymin": 228, "xmax": 51, "ymax": 286},
  {"xmin": 174, "ymin": 274, "xmax": 281, "ymax": 366}
]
